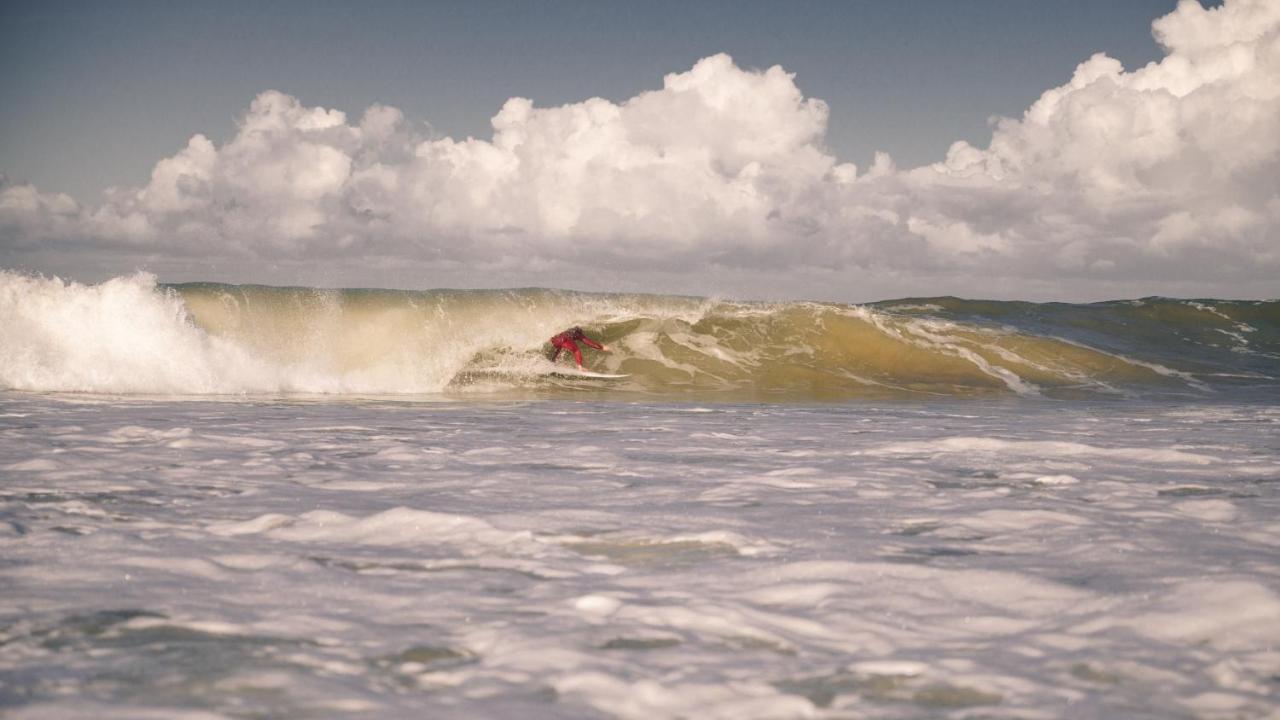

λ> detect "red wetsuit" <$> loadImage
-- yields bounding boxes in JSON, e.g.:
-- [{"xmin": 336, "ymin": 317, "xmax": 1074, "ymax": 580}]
[{"xmin": 549, "ymin": 328, "xmax": 604, "ymax": 367}]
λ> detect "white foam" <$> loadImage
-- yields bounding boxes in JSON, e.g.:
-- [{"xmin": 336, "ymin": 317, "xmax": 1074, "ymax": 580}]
[
  {"xmin": 1113, "ymin": 580, "xmax": 1280, "ymax": 651},
  {"xmin": 4, "ymin": 458, "xmax": 62, "ymax": 471},
  {"xmin": 3, "ymin": 706, "xmax": 233, "ymax": 720},
  {"xmin": 951, "ymin": 509, "xmax": 1091, "ymax": 534},
  {"xmin": 573, "ymin": 594, "xmax": 623, "ymax": 616},
  {"xmin": 555, "ymin": 672, "xmax": 813, "ymax": 720},
  {"xmin": 1032, "ymin": 474, "xmax": 1079, "ymax": 485},
  {"xmin": 849, "ymin": 660, "xmax": 929, "ymax": 677},
  {"xmin": 0, "ymin": 271, "xmax": 277, "ymax": 394},
  {"xmin": 211, "ymin": 507, "xmax": 537, "ymax": 550},
  {"xmin": 862, "ymin": 436, "xmax": 1219, "ymax": 465},
  {"xmin": 1172, "ymin": 499, "xmax": 1239, "ymax": 522}
]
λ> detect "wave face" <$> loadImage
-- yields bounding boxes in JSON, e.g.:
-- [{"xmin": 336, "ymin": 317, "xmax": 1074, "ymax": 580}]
[{"xmin": 2, "ymin": 271, "xmax": 1277, "ymax": 399}]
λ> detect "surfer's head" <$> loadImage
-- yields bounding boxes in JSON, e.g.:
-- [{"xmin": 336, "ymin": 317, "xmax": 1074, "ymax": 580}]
[{"xmin": 571, "ymin": 326, "xmax": 585, "ymax": 338}]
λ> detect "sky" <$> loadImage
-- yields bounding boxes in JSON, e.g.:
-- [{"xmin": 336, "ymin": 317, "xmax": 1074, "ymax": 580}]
[{"xmin": 1, "ymin": 0, "xmax": 1276, "ymax": 302}]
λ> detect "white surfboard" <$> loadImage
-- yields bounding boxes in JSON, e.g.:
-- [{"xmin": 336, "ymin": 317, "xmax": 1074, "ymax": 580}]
[{"xmin": 548, "ymin": 369, "xmax": 630, "ymax": 380}]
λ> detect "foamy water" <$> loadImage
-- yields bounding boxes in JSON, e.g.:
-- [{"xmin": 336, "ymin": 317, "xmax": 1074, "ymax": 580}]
[{"xmin": 3, "ymin": 394, "xmax": 1278, "ymax": 718}]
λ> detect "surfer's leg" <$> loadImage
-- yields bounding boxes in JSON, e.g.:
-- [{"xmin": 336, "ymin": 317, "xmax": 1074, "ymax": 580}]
[{"xmin": 567, "ymin": 341, "xmax": 584, "ymax": 367}]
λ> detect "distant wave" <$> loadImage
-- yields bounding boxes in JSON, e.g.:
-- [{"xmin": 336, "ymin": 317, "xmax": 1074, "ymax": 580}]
[{"xmin": 1, "ymin": 271, "xmax": 1276, "ymax": 399}]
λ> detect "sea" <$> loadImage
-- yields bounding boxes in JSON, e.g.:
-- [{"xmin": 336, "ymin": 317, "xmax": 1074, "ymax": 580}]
[{"xmin": 2, "ymin": 270, "xmax": 1278, "ymax": 719}]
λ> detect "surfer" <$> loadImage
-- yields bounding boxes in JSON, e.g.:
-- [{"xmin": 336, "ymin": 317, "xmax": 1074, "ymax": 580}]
[{"xmin": 549, "ymin": 327, "xmax": 610, "ymax": 369}]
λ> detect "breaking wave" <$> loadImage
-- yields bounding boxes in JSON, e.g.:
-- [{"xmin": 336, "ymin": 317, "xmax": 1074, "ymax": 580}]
[{"xmin": 1, "ymin": 271, "xmax": 1276, "ymax": 400}]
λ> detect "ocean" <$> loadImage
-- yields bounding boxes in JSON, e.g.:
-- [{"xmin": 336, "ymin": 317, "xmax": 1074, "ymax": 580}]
[{"xmin": 2, "ymin": 271, "xmax": 1278, "ymax": 718}]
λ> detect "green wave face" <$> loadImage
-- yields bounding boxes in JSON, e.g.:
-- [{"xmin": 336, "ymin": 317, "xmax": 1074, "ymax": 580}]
[{"xmin": 171, "ymin": 283, "xmax": 1280, "ymax": 400}]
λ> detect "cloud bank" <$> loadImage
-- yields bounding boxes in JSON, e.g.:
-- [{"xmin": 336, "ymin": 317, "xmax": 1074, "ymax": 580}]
[{"xmin": 2, "ymin": 0, "xmax": 1278, "ymax": 300}]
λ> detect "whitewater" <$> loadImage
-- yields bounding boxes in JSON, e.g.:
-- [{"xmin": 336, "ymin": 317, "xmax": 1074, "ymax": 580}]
[{"xmin": 2, "ymin": 271, "xmax": 1279, "ymax": 719}]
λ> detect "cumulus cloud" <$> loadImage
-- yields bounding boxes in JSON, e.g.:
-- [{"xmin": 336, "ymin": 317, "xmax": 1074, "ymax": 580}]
[
  {"xmin": 920, "ymin": 0, "xmax": 1280, "ymax": 278},
  {"xmin": 1, "ymin": 0, "xmax": 1277, "ymax": 299}
]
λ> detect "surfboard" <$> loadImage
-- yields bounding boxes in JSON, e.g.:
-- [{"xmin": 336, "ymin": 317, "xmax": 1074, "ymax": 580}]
[{"xmin": 548, "ymin": 369, "xmax": 630, "ymax": 380}]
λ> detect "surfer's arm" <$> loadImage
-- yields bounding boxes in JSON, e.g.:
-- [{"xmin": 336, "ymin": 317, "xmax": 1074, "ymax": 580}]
[{"xmin": 580, "ymin": 337, "xmax": 605, "ymax": 351}]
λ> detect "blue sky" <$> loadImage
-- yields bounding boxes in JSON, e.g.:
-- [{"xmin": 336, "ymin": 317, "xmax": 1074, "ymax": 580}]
[{"xmin": 3, "ymin": 0, "xmax": 1178, "ymax": 202}]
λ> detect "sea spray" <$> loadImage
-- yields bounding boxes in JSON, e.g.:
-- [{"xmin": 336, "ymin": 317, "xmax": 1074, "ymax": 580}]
[{"xmin": 0, "ymin": 272, "xmax": 275, "ymax": 394}]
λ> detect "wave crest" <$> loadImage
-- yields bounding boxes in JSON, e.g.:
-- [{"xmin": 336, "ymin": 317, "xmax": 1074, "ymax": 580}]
[{"xmin": 1, "ymin": 271, "xmax": 1275, "ymax": 399}]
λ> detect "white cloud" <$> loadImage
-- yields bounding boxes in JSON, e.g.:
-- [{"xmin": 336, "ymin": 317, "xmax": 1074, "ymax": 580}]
[{"xmin": 1, "ymin": 0, "xmax": 1277, "ymax": 300}]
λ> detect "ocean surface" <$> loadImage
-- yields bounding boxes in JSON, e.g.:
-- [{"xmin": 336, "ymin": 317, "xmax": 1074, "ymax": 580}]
[{"xmin": 2, "ymin": 271, "xmax": 1279, "ymax": 718}]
